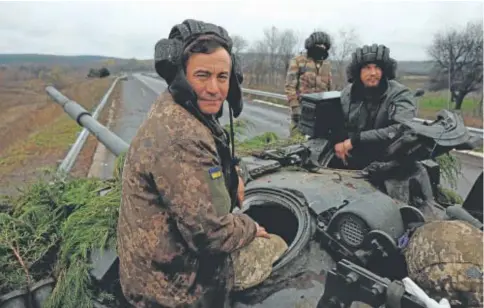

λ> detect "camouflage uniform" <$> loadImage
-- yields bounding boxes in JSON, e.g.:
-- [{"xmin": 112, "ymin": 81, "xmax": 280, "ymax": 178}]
[
  {"xmin": 285, "ymin": 52, "xmax": 332, "ymax": 133},
  {"xmin": 118, "ymin": 91, "xmax": 288, "ymax": 308},
  {"xmin": 405, "ymin": 220, "xmax": 483, "ymax": 307}
]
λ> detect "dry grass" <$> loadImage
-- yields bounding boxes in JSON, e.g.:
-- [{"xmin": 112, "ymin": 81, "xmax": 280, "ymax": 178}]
[
  {"xmin": 0, "ymin": 66, "xmax": 116, "ymax": 196},
  {"xmin": 69, "ymin": 83, "xmax": 123, "ymax": 178}
]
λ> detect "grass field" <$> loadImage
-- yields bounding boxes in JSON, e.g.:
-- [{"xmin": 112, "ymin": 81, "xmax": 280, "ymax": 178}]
[
  {"xmin": 0, "ymin": 66, "xmax": 121, "ymax": 196},
  {"xmin": 243, "ymin": 74, "xmax": 482, "ymax": 128}
]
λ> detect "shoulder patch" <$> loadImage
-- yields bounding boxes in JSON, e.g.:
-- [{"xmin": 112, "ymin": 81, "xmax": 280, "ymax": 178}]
[
  {"xmin": 208, "ymin": 166, "xmax": 222, "ymax": 180},
  {"xmin": 466, "ymin": 266, "xmax": 483, "ymax": 279}
]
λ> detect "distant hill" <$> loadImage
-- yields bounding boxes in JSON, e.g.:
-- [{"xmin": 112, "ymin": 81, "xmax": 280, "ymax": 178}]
[
  {"xmin": 397, "ymin": 60, "xmax": 435, "ymax": 76},
  {"xmin": 0, "ymin": 54, "xmax": 127, "ymax": 66},
  {"xmin": 0, "ymin": 53, "xmax": 435, "ymax": 76},
  {"xmin": 0, "ymin": 54, "xmax": 154, "ymax": 75}
]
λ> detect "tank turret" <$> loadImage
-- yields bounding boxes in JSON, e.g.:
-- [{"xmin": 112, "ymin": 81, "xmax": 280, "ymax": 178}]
[{"xmin": 45, "ymin": 85, "xmax": 129, "ymax": 156}]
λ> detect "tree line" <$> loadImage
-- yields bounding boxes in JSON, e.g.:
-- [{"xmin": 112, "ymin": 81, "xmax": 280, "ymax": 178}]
[{"xmin": 232, "ymin": 20, "xmax": 483, "ymax": 110}]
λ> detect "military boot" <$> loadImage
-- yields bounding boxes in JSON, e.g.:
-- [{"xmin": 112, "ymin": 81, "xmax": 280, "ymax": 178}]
[{"xmin": 230, "ymin": 234, "xmax": 288, "ymax": 291}]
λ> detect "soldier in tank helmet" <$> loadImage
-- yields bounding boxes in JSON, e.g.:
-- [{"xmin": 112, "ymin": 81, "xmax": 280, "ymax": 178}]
[
  {"xmin": 334, "ymin": 44, "xmax": 416, "ymax": 169},
  {"xmin": 404, "ymin": 220, "xmax": 483, "ymax": 308},
  {"xmin": 284, "ymin": 31, "xmax": 333, "ymax": 136},
  {"xmin": 118, "ymin": 19, "xmax": 288, "ymax": 308}
]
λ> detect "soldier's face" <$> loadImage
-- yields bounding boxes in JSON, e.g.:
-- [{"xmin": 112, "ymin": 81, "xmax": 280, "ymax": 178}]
[
  {"xmin": 186, "ymin": 48, "xmax": 231, "ymax": 115},
  {"xmin": 360, "ymin": 63, "xmax": 382, "ymax": 88}
]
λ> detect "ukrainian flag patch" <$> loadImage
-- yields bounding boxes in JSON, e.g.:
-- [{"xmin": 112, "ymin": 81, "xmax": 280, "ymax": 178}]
[{"xmin": 208, "ymin": 166, "xmax": 222, "ymax": 180}]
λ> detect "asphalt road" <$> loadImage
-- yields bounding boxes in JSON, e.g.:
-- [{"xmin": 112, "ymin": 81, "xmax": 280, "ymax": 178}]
[
  {"xmin": 106, "ymin": 73, "xmax": 481, "ymax": 201},
  {"xmin": 134, "ymin": 73, "xmax": 291, "ymax": 140},
  {"xmin": 447, "ymin": 151, "xmax": 482, "ymax": 200},
  {"xmin": 93, "ymin": 75, "xmax": 161, "ymax": 179}
]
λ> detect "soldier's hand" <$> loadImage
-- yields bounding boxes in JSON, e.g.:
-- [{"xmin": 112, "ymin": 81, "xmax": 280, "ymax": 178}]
[
  {"xmin": 343, "ymin": 139, "xmax": 353, "ymax": 152},
  {"xmin": 334, "ymin": 142, "xmax": 348, "ymax": 165},
  {"xmin": 237, "ymin": 175, "xmax": 245, "ymax": 207},
  {"xmin": 255, "ymin": 223, "xmax": 270, "ymax": 239}
]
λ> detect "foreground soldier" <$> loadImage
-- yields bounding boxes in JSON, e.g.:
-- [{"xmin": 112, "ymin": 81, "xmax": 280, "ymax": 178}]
[
  {"xmin": 335, "ymin": 44, "xmax": 416, "ymax": 169},
  {"xmin": 284, "ymin": 31, "xmax": 332, "ymax": 135},
  {"xmin": 117, "ymin": 20, "xmax": 287, "ymax": 308},
  {"xmin": 405, "ymin": 220, "xmax": 483, "ymax": 308}
]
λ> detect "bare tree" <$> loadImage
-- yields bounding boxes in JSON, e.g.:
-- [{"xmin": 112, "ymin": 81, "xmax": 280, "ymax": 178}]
[
  {"xmin": 246, "ymin": 39, "xmax": 269, "ymax": 87},
  {"xmin": 278, "ymin": 29, "xmax": 299, "ymax": 74},
  {"xmin": 263, "ymin": 26, "xmax": 281, "ymax": 85},
  {"xmin": 231, "ymin": 34, "xmax": 249, "ymax": 55},
  {"xmin": 427, "ymin": 20, "xmax": 483, "ymax": 110},
  {"xmin": 329, "ymin": 27, "xmax": 361, "ymax": 90}
]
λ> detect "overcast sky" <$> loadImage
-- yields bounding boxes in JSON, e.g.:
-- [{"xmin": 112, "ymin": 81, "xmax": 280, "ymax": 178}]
[{"xmin": 0, "ymin": 0, "xmax": 482, "ymax": 61}]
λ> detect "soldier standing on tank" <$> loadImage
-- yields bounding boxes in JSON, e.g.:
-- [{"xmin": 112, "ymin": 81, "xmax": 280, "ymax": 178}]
[
  {"xmin": 284, "ymin": 31, "xmax": 333, "ymax": 136},
  {"xmin": 335, "ymin": 44, "xmax": 416, "ymax": 169},
  {"xmin": 117, "ymin": 19, "xmax": 288, "ymax": 308}
]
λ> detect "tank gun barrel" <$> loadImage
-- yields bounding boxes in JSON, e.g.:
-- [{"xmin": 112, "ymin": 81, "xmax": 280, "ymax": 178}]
[{"xmin": 45, "ymin": 86, "xmax": 129, "ymax": 156}]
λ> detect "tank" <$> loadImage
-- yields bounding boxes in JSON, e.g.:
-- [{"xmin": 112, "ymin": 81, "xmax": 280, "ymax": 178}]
[{"xmin": 45, "ymin": 86, "xmax": 483, "ymax": 308}]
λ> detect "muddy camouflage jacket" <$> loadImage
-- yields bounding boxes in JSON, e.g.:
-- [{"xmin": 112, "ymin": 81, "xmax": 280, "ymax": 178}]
[
  {"xmin": 117, "ymin": 91, "xmax": 257, "ymax": 308},
  {"xmin": 284, "ymin": 53, "xmax": 332, "ymax": 109}
]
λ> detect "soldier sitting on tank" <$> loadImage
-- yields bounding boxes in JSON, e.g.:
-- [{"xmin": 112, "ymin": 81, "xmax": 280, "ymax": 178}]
[
  {"xmin": 285, "ymin": 31, "xmax": 333, "ymax": 136},
  {"xmin": 117, "ymin": 19, "xmax": 288, "ymax": 308},
  {"xmin": 333, "ymin": 44, "xmax": 417, "ymax": 170}
]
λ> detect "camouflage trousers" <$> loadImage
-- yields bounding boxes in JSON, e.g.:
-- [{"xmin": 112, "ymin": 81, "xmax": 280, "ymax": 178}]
[{"xmin": 230, "ymin": 234, "xmax": 288, "ymax": 291}]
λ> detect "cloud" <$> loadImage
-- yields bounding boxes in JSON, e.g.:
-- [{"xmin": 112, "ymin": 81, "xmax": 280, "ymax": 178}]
[{"xmin": 0, "ymin": 0, "xmax": 482, "ymax": 61}]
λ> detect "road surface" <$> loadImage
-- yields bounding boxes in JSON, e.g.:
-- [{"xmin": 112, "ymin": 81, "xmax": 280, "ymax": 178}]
[
  {"xmin": 134, "ymin": 73, "xmax": 291, "ymax": 140},
  {"xmin": 448, "ymin": 151, "xmax": 482, "ymax": 200},
  {"xmin": 93, "ymin": 74, "xmax": 160, "ymax": 179},
  {"xmin": 100, "ymin": 72, "xmax": 482, "ymax": 200}
]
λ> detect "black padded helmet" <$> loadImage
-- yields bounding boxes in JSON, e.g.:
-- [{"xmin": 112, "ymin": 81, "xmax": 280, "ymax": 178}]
[
  {"xmin": 346, "ymin": 44, "xmax": 397, "ymax": 83},
  {"xmin": 154, "ymin": 19, "xmax": 244, "ymax": 117}
]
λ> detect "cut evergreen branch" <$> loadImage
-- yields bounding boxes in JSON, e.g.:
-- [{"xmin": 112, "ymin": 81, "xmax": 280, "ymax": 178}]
[
  {"xmin": 0, "ymin": 213, "xmax": 32, "ymax": 294},
  {"xmin": 113, "ymin": 151, "xmax": 127, "ymax": 180},
  {"xmin": 436, "ymin": 185, "xmax": 464, "ymax": 205},
  {"xmin": 45, "ymin": 179, "xmax": 121, "ymax": 308},
  {"xmin": 436, "ymin": 153, "xmax": 462, "ymax": 189},
  {"xmin": 45, "ymin": 261, "xmax": 94, "ymax": 308},
  {"xmin": 0, "ymin": 170, "xmax": 121, "ymax": 306}
]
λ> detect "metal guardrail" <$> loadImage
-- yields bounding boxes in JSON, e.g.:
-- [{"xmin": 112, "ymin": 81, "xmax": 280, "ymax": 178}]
[
  {"xmin": 46, "ymin": 76, "xmax": 125, "ymax": 174},
  {"xmin": 141, "ymin": 73, "xmax": 483, "ymax": 138},
  {"xmin": 241, "ymin": 88, "xmax": 484, "ymax": 138}
]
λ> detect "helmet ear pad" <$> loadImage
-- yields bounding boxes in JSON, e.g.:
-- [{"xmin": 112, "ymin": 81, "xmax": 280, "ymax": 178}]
[
  {"xmin": 154, "ymin": 38, "xmax": 182, "ymax": 85},
  {"xmin": 220, "ymin": 53, "xmax": 244, "ymax": 118},
  {"xmin": 154, "ymin": 19, "xmax": 245, "ymax": 118}
]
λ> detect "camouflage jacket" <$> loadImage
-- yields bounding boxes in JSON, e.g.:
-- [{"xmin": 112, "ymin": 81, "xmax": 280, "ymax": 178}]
[
  {"xmin": 117, "ymin": 91, "xmax": 258, "ymax": 308},
  {"xmin": 284, "ymin": 53, "xmax": 332, "ymax": 108}
]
